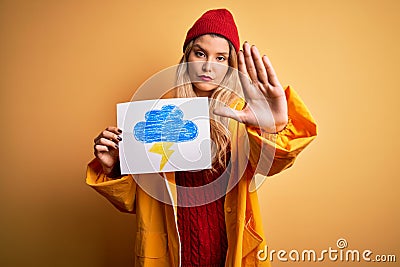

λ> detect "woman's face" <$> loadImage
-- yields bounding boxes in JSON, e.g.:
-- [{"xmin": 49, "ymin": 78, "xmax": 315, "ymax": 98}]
[{"xmin": 187, "ymin": 34, "xmax": 230, "ymax": 97}]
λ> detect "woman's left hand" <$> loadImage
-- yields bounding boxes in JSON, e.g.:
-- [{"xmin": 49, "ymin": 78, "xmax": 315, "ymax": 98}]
[{"xmin": 214, "ymin": 42, "xmax": 288, "ymax": 133}]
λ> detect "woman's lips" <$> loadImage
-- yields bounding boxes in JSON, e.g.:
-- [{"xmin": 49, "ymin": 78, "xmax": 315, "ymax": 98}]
[{"xmin": 198, "ymin": 75, "xmax": 213, "ymax": 82}]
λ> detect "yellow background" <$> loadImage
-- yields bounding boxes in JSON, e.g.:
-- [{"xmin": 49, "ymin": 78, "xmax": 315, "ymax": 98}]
[{"xmin": 1, "ymin": 0, "xmax": 399, "ymax": 266}]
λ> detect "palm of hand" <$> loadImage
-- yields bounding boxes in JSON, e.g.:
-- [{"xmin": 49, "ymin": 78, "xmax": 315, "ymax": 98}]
[
  {"xmin": 98, "ymin": 149, "xmax": 119, "ymax": 169},
  {"xmin": 214, "ymin": 42, "xmax": 288, "ymax": 133}
]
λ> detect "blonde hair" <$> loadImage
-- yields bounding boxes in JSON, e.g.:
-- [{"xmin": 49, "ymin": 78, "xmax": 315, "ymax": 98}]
[{"xmin": 175, "ymin": 34, "xmax": 241, "ymax": 171}]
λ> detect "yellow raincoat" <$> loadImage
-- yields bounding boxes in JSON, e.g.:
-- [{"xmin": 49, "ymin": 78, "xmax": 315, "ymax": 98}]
[{"xmin": 86, "ymin": 86, "xmax": 317, "ymax": 267}]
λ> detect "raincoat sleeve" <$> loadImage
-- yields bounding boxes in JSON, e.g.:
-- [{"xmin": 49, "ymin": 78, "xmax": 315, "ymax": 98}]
[
  {"xmin": 86, "ymin": 158, "xmax": 137, "ymax": 213},
  {"xmin": 246, "ymin": 86, "xmax": 317, "ymax": 176}
]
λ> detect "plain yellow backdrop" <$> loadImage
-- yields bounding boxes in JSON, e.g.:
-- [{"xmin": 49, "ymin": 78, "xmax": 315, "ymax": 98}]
[{"xmin": 1, "ymin": 0, "xmax": 399, "ymax": 266}]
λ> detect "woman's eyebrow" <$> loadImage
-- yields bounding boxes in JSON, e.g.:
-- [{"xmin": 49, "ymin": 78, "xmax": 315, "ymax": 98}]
[
  {"xmin": 192, "ymin": 44, "xmax": 205, "ymax": 51},
  {"xmin": 217, "ymin": 52, "xmax": 229, "ymax": 56},
  {"xmin": 192, "ymin": 44, "xmax": 229, "ymax": 55}
]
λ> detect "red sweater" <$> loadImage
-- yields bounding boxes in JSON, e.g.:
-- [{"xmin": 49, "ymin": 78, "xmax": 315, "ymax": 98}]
[{"xmin": 175, "ymin": 157, "xmax": 230, "ymax": 267}]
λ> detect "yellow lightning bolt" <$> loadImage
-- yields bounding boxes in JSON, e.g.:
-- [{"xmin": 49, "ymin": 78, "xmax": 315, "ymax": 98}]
[{"xmin": 149, "ymin": 142, "xmax": 175, "ymax": 170}]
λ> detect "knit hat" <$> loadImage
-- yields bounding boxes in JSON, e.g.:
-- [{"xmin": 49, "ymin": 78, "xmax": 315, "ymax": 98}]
[{"xmin": 183, "ymin": 9, "xmax": 240, "ymax": 52}]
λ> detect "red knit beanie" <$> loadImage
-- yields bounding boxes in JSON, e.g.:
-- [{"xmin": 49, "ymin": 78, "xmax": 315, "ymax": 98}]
[{"xmin": 183, "ymin": 9, "xmax": 240, "ymax": 53}]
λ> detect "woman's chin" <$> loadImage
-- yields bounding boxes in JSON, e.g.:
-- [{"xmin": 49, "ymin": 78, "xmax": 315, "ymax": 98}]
[{"xmin": 193, "ymin": 82, "xmax": 218, "ymax": 97}]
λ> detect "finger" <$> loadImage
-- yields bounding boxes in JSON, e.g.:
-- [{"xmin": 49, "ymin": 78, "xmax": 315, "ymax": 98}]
[
  {"xmin": 243, "ymin": 42, "xmax": 258, "ymax": 83},
  {"xmin": 237, "ymin": 50, "xmax": 252, "ymax": 94},
  {"xmin": 97, "ymin": 137, "xmax": 119, "ymax": 149},
  {"xmin": 251, "ymin": 46, "xmax": 268, "ymax": 86},
  {"xmin": 262, "ymin": 55, "xmax": 281, "ymax": 87},
  {"xmin": 237, "ymin": 49, "xmax": 247, "ymax": 76},
  {"xmin": 106, "ymin": 126, "xmax": 123, "ymax": 135},
  {"xmin": 213, "ymin": 107, "xmax": 245, "ymax": 123},
  {"xmin": 94, "ymin": 144, "xmax": 111, "ymax": 153},
  {"xmin": 96, "ymin": 129, "xmax": 122, "ymax": 143}
]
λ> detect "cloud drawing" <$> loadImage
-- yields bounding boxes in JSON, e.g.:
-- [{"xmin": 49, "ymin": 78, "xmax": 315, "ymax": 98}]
[{"xmin": 134, "ymin": 104, "xmax": 198, "ymax": 143}]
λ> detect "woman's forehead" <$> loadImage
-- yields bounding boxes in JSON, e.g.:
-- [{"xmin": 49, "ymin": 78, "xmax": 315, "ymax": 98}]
[{"xmin": 193, "ymin": 34, "xmax": 230, "ymax": 54}]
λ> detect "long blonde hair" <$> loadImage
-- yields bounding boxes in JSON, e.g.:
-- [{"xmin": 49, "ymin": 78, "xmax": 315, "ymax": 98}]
[{"xmin": 175, "ymin": 34, "xmax": 241, "ymax": 171}]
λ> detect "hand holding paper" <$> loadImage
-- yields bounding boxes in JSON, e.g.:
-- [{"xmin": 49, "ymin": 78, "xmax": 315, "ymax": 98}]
[{"xmin": 93, "ymin": 126, "xmax": 122, "ymax": 176}]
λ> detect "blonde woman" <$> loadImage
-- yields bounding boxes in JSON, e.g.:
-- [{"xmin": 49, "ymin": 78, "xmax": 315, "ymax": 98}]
[{"xmin": 87, "ymin": 9, "xmax": 317, "ymax": 267}]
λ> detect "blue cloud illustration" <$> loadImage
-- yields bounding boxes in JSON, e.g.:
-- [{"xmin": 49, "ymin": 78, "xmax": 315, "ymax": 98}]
[{"xmin": 134, "ymin": 104, "xmax": 198, "ymax": 143}]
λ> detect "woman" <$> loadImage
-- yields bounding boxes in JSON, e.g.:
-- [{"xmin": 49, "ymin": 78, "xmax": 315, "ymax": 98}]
[{"xmin": 87, "ymin": 9, "xmax": 317, "ymax": 267}]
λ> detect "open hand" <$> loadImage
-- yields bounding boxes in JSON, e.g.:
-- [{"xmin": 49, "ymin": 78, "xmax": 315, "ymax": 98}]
[{"xmin": 214, "ymin": 42, "xmax": 288, "ymax": 133}]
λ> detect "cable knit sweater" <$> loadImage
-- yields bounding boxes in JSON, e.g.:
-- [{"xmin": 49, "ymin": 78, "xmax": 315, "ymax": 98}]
[{"xmin": 175, "ymin": 153, "xmax": 231, "ymax": 267}]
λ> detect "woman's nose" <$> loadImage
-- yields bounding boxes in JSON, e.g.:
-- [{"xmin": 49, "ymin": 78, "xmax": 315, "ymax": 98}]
[{"xmin": 202, "ymin": 60, "xmax": 212, "ymax": 72}]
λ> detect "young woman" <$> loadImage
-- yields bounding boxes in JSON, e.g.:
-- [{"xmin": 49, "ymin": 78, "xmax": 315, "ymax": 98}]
[{"xmin": 87, "ymin": 9, "xmax": 317, "ymax": 267}]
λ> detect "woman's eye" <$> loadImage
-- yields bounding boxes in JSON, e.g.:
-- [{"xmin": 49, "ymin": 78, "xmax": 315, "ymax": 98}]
[
  {"xmin": 217, "ymin": 56, "xmax": 226, "ymax": 61},
  {"xmin": 195, "ymin": 51, "xmax": 205, "ymax": 57}
]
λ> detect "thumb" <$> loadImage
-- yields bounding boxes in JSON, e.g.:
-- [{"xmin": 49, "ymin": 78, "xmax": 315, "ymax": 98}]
[{"xmin": 213, "ymin": 106, "xmax": 244, "ymax": 123}]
